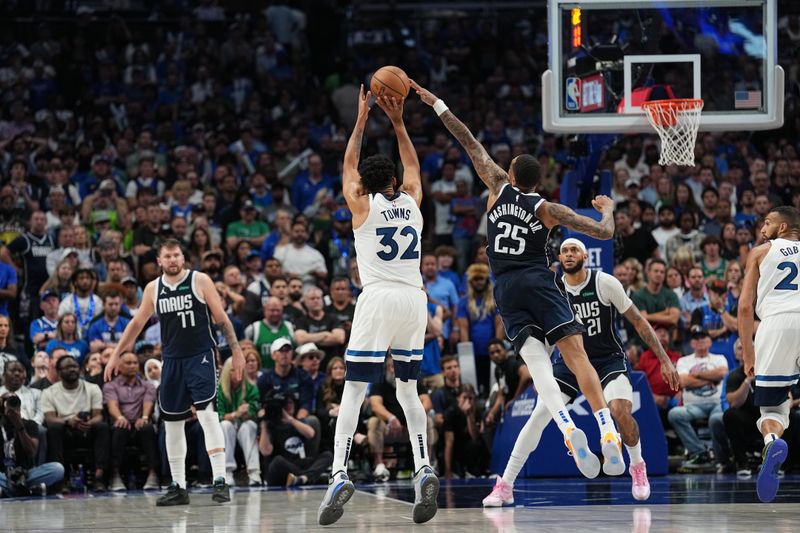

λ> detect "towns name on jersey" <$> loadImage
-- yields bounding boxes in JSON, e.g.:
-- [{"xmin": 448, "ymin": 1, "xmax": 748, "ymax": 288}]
[
  {"xmin": 380, "ymin": 207, "xmax": 411, "ymax": 221},
  {"xmin": 158, "ymin": 293, "xmax": 194, "ymax": 314},
  {"xmin": 487, "ymin": 203, "xmax": 543, "ymax": 233}
]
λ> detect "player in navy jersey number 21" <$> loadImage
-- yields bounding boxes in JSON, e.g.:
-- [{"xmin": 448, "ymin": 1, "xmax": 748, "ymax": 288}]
[
  {"xmin": 104, "ymin": 238, "xmax": 245, "ymax": 507},
  {"xmin": 318, "ymin": 89, "xmax": 438, "ymax": 526},
  {"xmin": 413, "ymin": 80, "xmax": 627, "ymax": 501}
]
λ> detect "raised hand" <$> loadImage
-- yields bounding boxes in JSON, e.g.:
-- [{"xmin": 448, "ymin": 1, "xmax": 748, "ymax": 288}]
[
  {"xmin": 376, "ymin": 95, "xmax": 404, "ymax": 123},
  {"xmin": 357, "ymin": 84, "xmax": 372, "ymax": 121},
  {"xmin": 409, "ymin": 79, "xmax": 438, "ymax": 107},
  {"xmin": 591, "ymin": 195, "xmax": 615, "ymax": 214}
]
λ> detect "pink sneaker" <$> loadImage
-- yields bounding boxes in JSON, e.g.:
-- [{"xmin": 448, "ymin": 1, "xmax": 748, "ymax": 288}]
[
  {"xmin": 630, "ymin": 461, "xmax": 650, "ymax": 501},
  {"xmin": 482, "ymin": 477, "xmax": 514, "ymax": 507}
]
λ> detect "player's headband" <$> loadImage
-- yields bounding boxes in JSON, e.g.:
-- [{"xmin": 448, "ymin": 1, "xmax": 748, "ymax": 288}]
[{"xmin": 560, "ymin": 238, "xmax": 587, "ymax": 255}]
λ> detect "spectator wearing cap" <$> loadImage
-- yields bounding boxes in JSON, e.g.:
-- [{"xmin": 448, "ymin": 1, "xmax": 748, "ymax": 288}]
[
  {"xmin": 273, "ymin": 220, "xmax": 327, "ymax": 286},
  {"xmin": 30, "ymin": 289, "xmax": 60, "ymax": 350},
  {"xmin": 256, "ymin": 338, "xmax": 321, "ymax": 456},
  {"xmin": 318, "ymin": 207, "xmax": 355, "ymax": 278},
  {"xmin": 245, "ymin": 297, "xmax": 295, "ymax": 370},
  {"xmin": 293, "ymin": 287, "xmax": 345, "ymax": 369},
  {"xmin": 0, "ymin": 251, "xmax": 17, "ymax": 317},
  {"xmin": 296, "ymin": 343, "xmax": 325, "ymax": 412},
  {"xmin": 669, "ymin": 327, "xmax": 728, "ymax": 471},
  {"xmin": 120, "ymin": 276, "xmax": 142, "ymax": 314},
  {"xmin": 80, "ymin": 178, "xmax": 129, "ymax": 235},
  {"xmin": 226, "ymin": 200, "xmax": 271, "ymax": 253},
  {"xmin": 624, "ymin": 178, "xmax": 642, "ymax": 202},
  {"xmin": 87, "ymin": 291, "xmax": 130, "ymax": 354},
  {"xmin": 58, "ymin": 268, "xmax": 103, "ymax": 338},
  {"xmin": 290, "ymin": 153, "xmax": 336, "ymax": 215},
  {"xmin": 2, "ymin": 210, "xmax": 55, "ymax": 323},
  {"xmin": 201, "ymin": 249, "xmax": 224, "ymax": 281},
  {"xmin": 132, "ymin": 201, "xmax": 167, "ymax": 257},
  {"xmin": 691, "ymin": 280, "xmax": 738, "ymax": 368},
  {"xmin": 78, "ymin": 154, "xmax": 120, "ymax": 199}
]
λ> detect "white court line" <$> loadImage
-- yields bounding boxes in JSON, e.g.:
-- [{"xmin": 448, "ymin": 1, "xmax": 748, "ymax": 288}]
[{"xmin": 356, "ymin": 488, "xmax": 414, "ymax": 507}]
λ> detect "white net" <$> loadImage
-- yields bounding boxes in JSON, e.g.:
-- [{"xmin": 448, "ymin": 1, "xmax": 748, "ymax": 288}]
[{"xmin": 642, "ymin": 99, "xmax": 704, "ymax": 167}]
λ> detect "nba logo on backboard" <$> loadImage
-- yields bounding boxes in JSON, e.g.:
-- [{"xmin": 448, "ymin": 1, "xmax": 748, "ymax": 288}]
[{"xmin": 566, "ymin": 77, "xmax": 580, "ymax": 111}]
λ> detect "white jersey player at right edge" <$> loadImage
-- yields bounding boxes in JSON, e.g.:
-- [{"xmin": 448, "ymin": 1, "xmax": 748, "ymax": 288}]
[
  {"xmin": 318, "ymin": 88, "xmax": 438, "ymax": 526},
  {"xmin": 738, "ymin": 206, "xmax": 800, "ymax": 503}
]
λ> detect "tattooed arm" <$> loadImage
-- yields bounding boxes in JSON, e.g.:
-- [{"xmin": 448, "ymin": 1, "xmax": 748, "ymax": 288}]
[
  {"xmin": 623, "ymin": 304, "xmax": 681, "ymax": 391},
  {"xmin": 537, "ymin": 195, "xmax": 616, "ymax": 240},
  {"xmin": 411, "ymin": 80, "xmax": 508, "ymax": 196},
  {"xmin": 342, "ymin": 85, "xmax": 372, "ymax": 218}
]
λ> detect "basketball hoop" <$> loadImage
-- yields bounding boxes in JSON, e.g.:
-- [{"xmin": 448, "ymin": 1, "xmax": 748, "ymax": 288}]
[{"xmin": 642, "ymin": 99, "xmax": 704, "ymax": 166}]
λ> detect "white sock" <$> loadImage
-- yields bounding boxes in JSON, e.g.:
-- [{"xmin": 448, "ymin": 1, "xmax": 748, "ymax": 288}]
[
  {"xmin": 517, "ymin": 337, "xmax": 575, "ymax": 436},
  {"xmin": 332, "ymin": 380, "xmax": 369, "ymax": 473},
  {"xmin": 196, "ymin": 404, "xmax": 227, "ymax": 480},
  {"xmin": 625, "ymin": 440, "xmax": 643, "ymax": 466},
  {"xmin": 502, "ymin": 396, "xmax": 553, "ymax": 485},
  {"xmin": 396, "ymin": 379, "xmax": 430, "ymax": 472},
  {"xmin": 594, "ymin": 408, "xmax": 617, "ymax": 436},
  {"xmin": 764, "ymin": 432, "xmax": 779, "ymax": 445},
  {"xmin": 164, "ymin": 420, "xmax": 187, "ymax": 488}
]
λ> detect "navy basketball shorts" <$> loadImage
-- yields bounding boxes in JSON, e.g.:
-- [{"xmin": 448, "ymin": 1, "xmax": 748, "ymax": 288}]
[
  {"xmin": 494, "ymin": 265, "xmax": 584, "ymax": 353},
  {"xmin": 159, "ymin": 350, "xmax": 218, "ymax": 421},
  {"xmin": 553, "ymin": 352, "xmax": 631, "ymax": 403},
  {"xmin": 344, "ymin": 282, "xmax": 427, "ymax": 383}
]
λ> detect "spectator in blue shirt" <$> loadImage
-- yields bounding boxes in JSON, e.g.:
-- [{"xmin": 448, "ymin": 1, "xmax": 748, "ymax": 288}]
[
  {"xmin": 290, "ymin": 153, "xmax": 337, "ymax": 214},
  {"xmin": 86, "ymin": 291, "xmax": 130, "ymax": 354},
  {"xmin": 455, "ymin": 264, "xmax": 503, "ymax": 395},
  {"xmin": 691, "ymin": 280, "xmax": 738, "ymax": 369},
  {"xmin": 0, "ymin": 258, "xmax": 17, "ymax": 317},
  {"xmin": 420, "ymin": 300, "xmax": 444, "ymax": 390},
  {"xmin": 44, "ymin": 313, "xmax": 89, "ymax": 365},
  {"xmin": 450, "ymin": 179, "xmax": 480, "ymax": 274},
  {"xmin": 421, "ymin": 254, "xmax": 459, "ymax": 350},
  {"xmin": 30, "ymin": 289, "xmax": 60, "ymax": 351},
  {"xmin": 434, "ymin": 245, "xmax": 463, "ymax": 295}
]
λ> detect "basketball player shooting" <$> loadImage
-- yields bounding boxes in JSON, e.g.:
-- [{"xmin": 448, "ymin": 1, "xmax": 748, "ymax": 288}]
[
  {"xmin": 318, "ymin": 87, "xmax": 438, "ymax": 526},
  {"xmin": 104, "ymin": 238, "xmax": 245, "ymax": 506},
  {"xmin": 412, "ymin": 79, "xmax": 626, "ymax": 479},
  {"xmin": 738, "ymin": 206, "xmax": 800, "ymax": 503}
]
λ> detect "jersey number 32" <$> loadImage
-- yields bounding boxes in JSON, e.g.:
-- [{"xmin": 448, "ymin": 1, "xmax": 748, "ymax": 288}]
[{"xmin": 376, "ymin": 226, "xmax": 420, "ymax": 261}]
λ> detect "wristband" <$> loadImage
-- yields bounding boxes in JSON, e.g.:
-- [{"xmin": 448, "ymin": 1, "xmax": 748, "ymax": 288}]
[{"xmin": 433, "ymin": 99, "xmax": 449, "ymax": 116}]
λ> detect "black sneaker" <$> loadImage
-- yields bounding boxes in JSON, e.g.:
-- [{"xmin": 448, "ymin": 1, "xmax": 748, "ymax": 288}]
[
  {"xmin": 156, "ymin": 482, "xmax": 190, "ymax": 507},
  {"xmin": 211, "ymin": 477, "xmax": 231, "ymax": 503}
]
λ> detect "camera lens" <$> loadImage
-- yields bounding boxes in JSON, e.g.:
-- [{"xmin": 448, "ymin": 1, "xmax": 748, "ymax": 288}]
[{"xmin": 5, "ymin": 395, "xmax": 21, "ymax": 409}]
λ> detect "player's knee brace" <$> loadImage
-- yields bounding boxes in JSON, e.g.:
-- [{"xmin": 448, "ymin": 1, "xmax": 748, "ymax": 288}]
[
  {"xmin": 757, "ymin": 400, "xmax": 791, "ymax": 433},
  {"xmin": 196, "ymin": 402, "xmax": 226, "ymax": 451}
]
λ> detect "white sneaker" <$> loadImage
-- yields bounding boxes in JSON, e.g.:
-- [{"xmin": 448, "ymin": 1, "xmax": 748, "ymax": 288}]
[
  {"xmin": 225, "ymin": 470, "xmax": 235, "ymax": 487},
  {"xmin": 318, "ymin": 470, "xmax": 355, "ymax": 526},
  {"xmin": 412, "ymin": 466, "xmax": 439, "ymax": 524},
  {"xmin": 110, "ymin": 475, "xmax": 126, "ymax": 492},
  {"xmin": 601, "ymin": 432, "xmax": 626, "ymax": 476},
  {"xmin": 565, "ymin": 427, "xmax": 600, "ymax": 479},
  {"xmin": 373, "ymin": 463, "xmax": 390, "ymax": 482}
]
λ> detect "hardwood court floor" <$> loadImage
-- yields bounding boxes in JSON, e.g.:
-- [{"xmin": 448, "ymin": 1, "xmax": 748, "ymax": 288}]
[{"xmin": 1, "ymin": 475, "xmax": 799, "ymax": 532}]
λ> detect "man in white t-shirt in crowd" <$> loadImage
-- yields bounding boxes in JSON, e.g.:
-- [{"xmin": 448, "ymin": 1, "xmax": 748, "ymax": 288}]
[
  {"xmin": 273, "ymin": 220, "xmax": 327, "ymax": 287},
  {"xmin": 668, "ymin": 326, "xmax": 728, "ymax": 471}
]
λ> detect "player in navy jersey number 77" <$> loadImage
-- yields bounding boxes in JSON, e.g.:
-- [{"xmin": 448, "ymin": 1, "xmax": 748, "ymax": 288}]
[
  {"xmin": 413, "ymin": 80, "xmax": 627, "ymax": 490},
  {"xmin": 104, "ymin": 238, "xmax": 245, "ymax": 507},
  {"xmin": 318, "ymin": 88, "xmax": 438, "ymax": 526}
]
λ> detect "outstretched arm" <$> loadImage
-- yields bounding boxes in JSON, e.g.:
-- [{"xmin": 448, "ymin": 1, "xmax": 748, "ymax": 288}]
[
  {"xmin": 342, "ymin": 85, "xmax": 372, "ymax": 213},
  {"xmin": 538, "ymin": 196, "xmax": 616, "ymax": 240},
  {"xmin": 376, "ymin": 96, "xmax": 422, "ymax": 205},
  {"xmin": 411, "ymin": 80, "xmax": 508, "ymax": 196},
  {"xmin": 623, "ymin": 304, "xmax": 680, "ymax": 391},
  {"xmin": 104, "ymin": 282, "xmax": 156, "ymax": 381}
]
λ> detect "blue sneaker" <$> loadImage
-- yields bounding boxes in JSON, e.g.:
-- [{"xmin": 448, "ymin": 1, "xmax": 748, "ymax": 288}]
[
  {"xmin": 757, "ymin": 438, "xmax": 788, "ymax": 503},
  {"xmin": 412, "ymin": 466, "xmax": 439, "ymax": 524},
  {"xmin": 318, "ymin": 471, "xmax": 355, "ymax": 526}
]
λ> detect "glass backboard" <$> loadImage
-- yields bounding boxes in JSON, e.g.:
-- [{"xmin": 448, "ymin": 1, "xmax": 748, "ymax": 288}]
[{"xmin": 542, "ymin": 0, "xmax": 784, "ymax": 133}]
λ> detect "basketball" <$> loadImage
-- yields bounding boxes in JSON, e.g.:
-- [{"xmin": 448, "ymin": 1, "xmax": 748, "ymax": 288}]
[{"xmin": 370, "ymin": 66, "xmax": 410, "ymax": 99}]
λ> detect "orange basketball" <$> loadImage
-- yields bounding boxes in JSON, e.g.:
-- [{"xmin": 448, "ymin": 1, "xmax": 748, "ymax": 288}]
[{"xmin": 370, "ymin": 66, "xmax": 410, "ymax": 99}]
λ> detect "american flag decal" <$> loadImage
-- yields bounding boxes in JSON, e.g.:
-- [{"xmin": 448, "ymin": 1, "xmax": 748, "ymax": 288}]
[{"xmin": 734, "ymin": 91, "xmax": 761, "ymax": 109}]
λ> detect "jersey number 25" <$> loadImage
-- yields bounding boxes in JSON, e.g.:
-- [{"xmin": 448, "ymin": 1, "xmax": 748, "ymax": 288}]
[{"xmin": 494, "ymin": 222, "xmax": 528, "ymax": 255}]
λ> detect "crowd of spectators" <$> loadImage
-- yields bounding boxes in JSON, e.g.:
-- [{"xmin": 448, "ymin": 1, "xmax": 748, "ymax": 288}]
[{"xmin": 2, "ymin": 2, "xmax": 800, "ymax": 496}]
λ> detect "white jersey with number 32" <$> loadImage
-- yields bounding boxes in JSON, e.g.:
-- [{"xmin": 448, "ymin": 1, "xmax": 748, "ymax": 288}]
[
  {"xmin": 353, "ymin": 192, "xmax": 424, "ymax": 289},
  {"xmin": 756, "ymin": 238, "xmax": 800, "ymax": 320}
]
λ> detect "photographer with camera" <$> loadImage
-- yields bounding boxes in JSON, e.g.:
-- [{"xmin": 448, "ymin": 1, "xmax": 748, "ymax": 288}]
[
  {"xmin": 41, "ymin": 355, "xmax": 110, "ymax": 492},
  {"xmin": 0, "ymin": 361, "xmax": 46, "ymax": 464},
  {"xmin": 0, "ymin": 392, "xmax": 64, "ymax": 497},
  {"xmin": 258, "ymin": 389, "xmax": 332, "ymax": 487}
]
